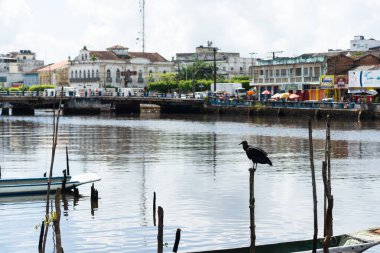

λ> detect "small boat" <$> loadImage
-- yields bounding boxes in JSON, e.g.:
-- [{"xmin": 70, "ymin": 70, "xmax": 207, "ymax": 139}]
[
  {"xmin": 189, "ymin": 228, "xmax": 380, "ymax": 253},
  {"xmin": 0, "ymin": 173, "xmax": 101, "ymax": 196}
]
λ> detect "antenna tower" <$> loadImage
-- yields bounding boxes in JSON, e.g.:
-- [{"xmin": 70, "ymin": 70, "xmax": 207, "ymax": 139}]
[{"xmin": 139, "ymin": 0, "xmax": 145, "ymax": 52}]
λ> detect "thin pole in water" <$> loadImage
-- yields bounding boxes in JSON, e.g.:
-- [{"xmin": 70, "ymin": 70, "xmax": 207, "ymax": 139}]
[
  {"xmin": 172, "ymin": 228, "xmax": 181, "ymax": 253},
  {"xmin": 249, "ymin": 167, "xmax": 256, "ymax": 253},
  {"xmin": 157, "ymin": 206, "xmax": 164, "ymax": 253},
  {"xmin": 308, "ymin": 117, "xmax": 318, "ymax": 253}
]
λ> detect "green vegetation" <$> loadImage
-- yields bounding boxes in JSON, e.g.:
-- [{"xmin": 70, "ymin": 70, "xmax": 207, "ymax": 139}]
[
  {"xmin": 29, "ymin": 84, "xmax": 55, "ymax": 91},
  {"xmin": 148, "ymin": 60, "xmax": 251, "ymax": 93}
]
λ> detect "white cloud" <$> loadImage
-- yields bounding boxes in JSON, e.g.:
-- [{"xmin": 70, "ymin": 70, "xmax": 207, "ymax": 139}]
[{"xmin": 1, "ymin": 0, "xmax": 380, "ymax": 63}]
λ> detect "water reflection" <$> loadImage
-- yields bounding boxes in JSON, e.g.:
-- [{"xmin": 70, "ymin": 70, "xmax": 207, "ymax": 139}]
[{"xmin": 1, "ymin": 112, "xmax": 380, "ymax": 252}]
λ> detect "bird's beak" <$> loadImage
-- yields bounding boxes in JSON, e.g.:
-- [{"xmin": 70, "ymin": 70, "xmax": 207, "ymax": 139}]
[{"xmin": 239, "ymin": 142, "xmax": 243, "ymax": 145}]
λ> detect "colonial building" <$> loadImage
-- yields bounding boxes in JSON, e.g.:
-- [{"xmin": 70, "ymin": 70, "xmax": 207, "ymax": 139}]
[
  {"xmin": 0, "ymin": 50, "xmax": 44, "ymax": 87},
  {"xmin": 37, "ymin": 60, "xmax": 70, "ymax": 86},
  {"xmin": 68, "ymin": 45, "xmax": 173, "ymax": 90},
  {"xmin": 176, "ymin": 42, "xmax": 253, "ymax": 79}
]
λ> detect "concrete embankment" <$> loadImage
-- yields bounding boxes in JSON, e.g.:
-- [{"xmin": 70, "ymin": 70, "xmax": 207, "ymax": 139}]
[{"xmin": 202, "ymin": 105, "xmax": 378, "ymax": 121}]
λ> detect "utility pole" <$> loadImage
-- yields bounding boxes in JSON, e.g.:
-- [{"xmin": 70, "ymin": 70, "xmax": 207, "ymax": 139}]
[
  {"xmin": 249, "ymin": 52, "xmax": 257, "ymax": 79},
  {"xmin": 139, "ymin": 0, "xmax": 145, "ymax": 52}
]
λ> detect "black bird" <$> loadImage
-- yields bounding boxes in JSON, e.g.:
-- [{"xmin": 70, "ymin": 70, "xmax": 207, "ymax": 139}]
[{"xmin": 240, "ymin": 140, "xmax": 272, "ymax": 170}]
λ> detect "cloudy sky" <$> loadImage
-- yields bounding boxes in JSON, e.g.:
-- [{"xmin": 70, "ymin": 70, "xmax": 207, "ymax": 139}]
[{"xmin": 1, "ymin": 0, "xmax": 379, "ymax": 63}]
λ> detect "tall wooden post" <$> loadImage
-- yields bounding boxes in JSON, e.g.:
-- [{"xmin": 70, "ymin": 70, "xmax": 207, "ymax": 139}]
[
  {"xmin": 324, "ymin": 115, "xmax": 332, "ymax": 236},
  {"xmin": 322, "ymin": 161, "xmax": 334, "ymax": 253},
  {"xmin": 153, "ymin": 192, "xmax": 157, "ymax": 226},
  {"xmin": 249, "ymin": 168, "xmax": 256, "ymax": 253},
  {"xmin": 157, "ymin": 206, "xmax": 164, "ymax": 253},
  {"xmin": 308, "ymin": 118, "xmax": 318, "ymax": 253},
  {"xmin": 54, "ymin": 189, "xmax": 63, "ymax": 253},
  {"xmin": 172, "ymin": 228, "xmax": 181, "ymax": 253}
]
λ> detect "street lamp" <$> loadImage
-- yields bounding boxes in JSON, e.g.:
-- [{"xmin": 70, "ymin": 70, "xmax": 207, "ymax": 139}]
[
  {"xmin": 213, "ymin": 47, "xmax": 219, "ymax": 92},
  {"xmin": 178, "ymin": 61, "xmax": 188, "ymax": 81}
]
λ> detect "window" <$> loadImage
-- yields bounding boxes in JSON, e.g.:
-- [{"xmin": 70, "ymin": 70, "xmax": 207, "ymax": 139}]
[
  {"xmin": 275, "ymin": 69, "xmax": 280, "ymax": 77},
  {"xmin": 84, "ymin": 70, "xmax": 86, "ymax": 78},
  {"xmin": 260, "ymin": 70, "xmax": 264, "ymax": 76},
  {"xmin": 92, "ymin": 70, "xmax": 95, "ymax": 78},
  {"xmin": 79, "ymin": 70, "xmax": 82, "ymax": 78},
  {"xmin": 116, "ymin": 69, "xmax": 120, "ymax": 79},
  {"xmin": 265, "ymin": 70, "xmax": 269, "ymax": 77},
  {"xmin": 81, "ymin": 55, "xmax": 84, "ymax": 61},
  {"xmin": 281, "ymin": 69, "xmax": 287, "ymax": 77},
  {"xmin": 314, "ymin": 67, "xmax": 320, "ymax": 77},
  {"xmin": 303, "ymin": 67, "xmax": 309, "ymax": 76},
  {"xmin": 96, "ymin": 70, "xmax": 99, "ymax": 78},
  {"xmin": 106, "ymin": 69, "xmax": 111, "ymax": 78},
  {"xmin": 88, "ymin": 70, "xmax": 90, "ymax": 78},
  {"xmin": 269, "ymin": 70, "xmax": 273, "ymax": 77},
  {"xmin": 71, "ymin": 71, "xmax": 73, "ymax": 78},
  {"xmin": 295, "ymin": 68, "xmax": 302, "ymax": 76},
  {"xmin": 75, "ymin": 70, "xmax": 78, "ymax": 78}
]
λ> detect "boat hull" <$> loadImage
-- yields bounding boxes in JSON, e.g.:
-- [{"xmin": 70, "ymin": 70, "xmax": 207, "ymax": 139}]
[{"xmin": 0, "ymin": 173, "xmax": 101, "ymax": 196}]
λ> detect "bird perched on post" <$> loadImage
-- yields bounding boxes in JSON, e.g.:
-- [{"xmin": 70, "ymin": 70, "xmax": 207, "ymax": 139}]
[{"xmin": 239, "ymin": 140, "xmax": 272, "ymax": 171}]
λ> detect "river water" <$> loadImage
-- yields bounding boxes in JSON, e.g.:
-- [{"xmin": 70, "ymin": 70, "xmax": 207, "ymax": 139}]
[{"xmin": 0, "ymin": 111, "xmax": 379, "ymax": 253}]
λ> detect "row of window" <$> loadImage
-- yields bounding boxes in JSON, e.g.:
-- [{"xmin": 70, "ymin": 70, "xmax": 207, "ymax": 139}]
[
  {"xmin": 257, "ymin": 66, "xmax": 321, "ymax": 78},
  {"xmin": 71, "ymin": 69, "xmax": 99, "ymax": 79},
  {"xmin": 71, "ymin": 69, "xmax": 146, "ymax": 80}
]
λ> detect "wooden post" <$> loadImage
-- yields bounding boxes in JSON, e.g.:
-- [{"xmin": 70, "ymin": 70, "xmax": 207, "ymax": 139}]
[
  {"xmin": 61, "ymin": 170, "xmax": 67, "ymax": 193},
  {"xmin": 41, "ymin": 95, "xmax": 63, "ymax": 253},
  {"xmin": 249, "ymin": 168, "xmax": 256, "ymax": 253},
  {"xmin": 153, "ymin": 192, "xmax": 157, "ymax": 226},
  {"xmin": 157, "ymin": 206, "xmax": 164, "ymax": 253},
  {"xmin": 91, "ymin": 183, "xmax": 98, "ymax": 201},
  {"xmin": 308, "ymin": 117, "xmax": 318, "ymax": 253},
  {"xmin": 324, "ymin": 115, "xmax": 331, "ymax": 236},
  {"xmin": 172, "ymin": 228, "xmax": 181, "ymax": 253},
  {"xmin": 38, "ymin": 220, "xmax": 45, "ymax": 253},
  {"xmin": 66, "ymin": 145, "xmax": 70, "ymax": 176},
  {"xmin": 322, "ymin": 161, "xmax": 334, "ymax": 253},
  {"xmin": 73, "ymin": 186, "xmax": 79, "ymax": 198},
  {"xmin": 53, "ymin": 189, "xmax": 63, "ymax": 253}
]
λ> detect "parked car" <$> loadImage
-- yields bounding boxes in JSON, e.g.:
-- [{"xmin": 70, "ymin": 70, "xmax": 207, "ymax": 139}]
[
  {"xmin": 194, "ymin": 92, "xmax": 204, "ymax": 99},
  {"xmin": 322, "ymin": 98, "xmax": 334, "ymax": 102}
]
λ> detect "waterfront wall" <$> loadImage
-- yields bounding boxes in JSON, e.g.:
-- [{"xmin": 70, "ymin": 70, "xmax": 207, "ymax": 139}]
[{"xmin": 203, "ymin": 105, "xmax": 375, "ymax": 121}]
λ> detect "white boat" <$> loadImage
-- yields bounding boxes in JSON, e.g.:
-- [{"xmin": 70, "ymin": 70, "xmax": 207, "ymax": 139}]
[{"xmin": 0, "ymin": 173, "xmax": 101, "ymax": 196}]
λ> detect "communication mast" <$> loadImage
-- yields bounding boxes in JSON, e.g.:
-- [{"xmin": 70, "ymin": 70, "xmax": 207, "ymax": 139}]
[{"xmin": 138, "ymin": 0, "xmax": 145, "ymax": 52}]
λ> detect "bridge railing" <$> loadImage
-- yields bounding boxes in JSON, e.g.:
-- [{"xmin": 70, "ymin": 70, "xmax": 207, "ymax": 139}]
[
  {"xmin": 209, "ymin": 97, "xmax": 372, "ymax": 110},
  {"xmin": 0, "ymin": 91, "xmax": 41, "ymax": 97}
]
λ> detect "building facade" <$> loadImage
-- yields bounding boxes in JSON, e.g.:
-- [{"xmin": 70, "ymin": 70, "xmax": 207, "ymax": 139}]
[
  {"xmin": 69, "ymin": 45, "xmax": 173, "ymax": 90},
  {"xmin": 176, "ymin": 42, "xmax": 253, "ymax": 79},
  {"xmin": 251, "ymin": 53, "xmax": 329, "ymax": 100},
  {"xmin": 350, "ymin": 36, "xmax": 380, "ymax": 51},
  {"xmin": 0, "ymin": 50, "xmax": 44, "ymax": 87},
  {"xmin": 38, "ymin": 61, "xmax": 70, "ymax": 86}
]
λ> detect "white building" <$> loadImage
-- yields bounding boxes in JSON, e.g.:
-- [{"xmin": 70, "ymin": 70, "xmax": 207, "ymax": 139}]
[
  {"xmin": 0, "ymin": 50, "xmax": 44, "ymax": 87},
  {"xmin": 69, "ymin": 45, "xmax": 174, "ymax": 90},
  {"xmin": 350, "ymin": 35, "xmax": 380, "ymax": 51},
  {"xmin": 176, "ymin": 42, "xmax": 254, "ymax": 79}
]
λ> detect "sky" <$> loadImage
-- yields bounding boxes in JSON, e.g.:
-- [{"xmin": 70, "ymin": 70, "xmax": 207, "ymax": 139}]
[{"xmin": 1, "ymin": 0, "xmax": 380, "ymax": 64}]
